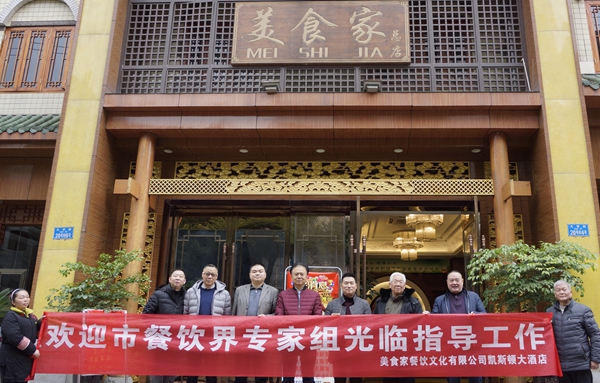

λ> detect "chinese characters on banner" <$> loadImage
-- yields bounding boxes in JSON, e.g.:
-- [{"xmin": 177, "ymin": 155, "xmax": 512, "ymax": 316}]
[
  {"xmin": 35, "ymin": 312, "xmax": 561, "ymax": 378},
  {"xmin": 232, "ymin": 1, "xmax": 410, "ymax": 64}
]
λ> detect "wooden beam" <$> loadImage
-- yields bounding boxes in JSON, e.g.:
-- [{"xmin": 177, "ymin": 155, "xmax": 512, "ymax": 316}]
[
  {"xmin": 113, "ymin": 177, "xmax": 141, "ymax": 199},
  {"xmin": 502, "ymin": 180, "xmax": 532, "ymax": 201}
]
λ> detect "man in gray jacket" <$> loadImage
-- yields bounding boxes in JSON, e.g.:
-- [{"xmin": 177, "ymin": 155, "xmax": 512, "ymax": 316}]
[
  {"xmin": 324, "ymin": 272, "xmax": 371, "ymax": 383},
  {"xmin": 547, "ymin": 280, "xmax": 600, "ymax": 383},
  {"xmin": 232, "ymin": 263, "xmax": 279, "ymax": 383},
  {"xmin": 184, "ymin": 264, "xmax": 231, "ymax": 383}
]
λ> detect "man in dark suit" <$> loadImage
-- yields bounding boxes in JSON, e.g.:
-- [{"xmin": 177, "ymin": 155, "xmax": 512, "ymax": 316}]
[{"xmin": 232, "ymin": 263, "xmax": 279, "ymax": 383}]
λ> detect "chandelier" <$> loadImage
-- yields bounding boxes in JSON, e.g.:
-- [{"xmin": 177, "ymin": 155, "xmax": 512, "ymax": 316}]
[
  {"xmin": 405, "ymin": 214, "xmax": 444, "ymax": 242},
  {"xmin": 393, "ymin": 230, "xmax": 423, "ymax": 261}
]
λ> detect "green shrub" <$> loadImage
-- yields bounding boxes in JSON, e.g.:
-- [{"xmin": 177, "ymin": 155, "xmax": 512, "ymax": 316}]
[{"xmin": 46, "ymin": 249, "xmax": 150, "ymax": 312}]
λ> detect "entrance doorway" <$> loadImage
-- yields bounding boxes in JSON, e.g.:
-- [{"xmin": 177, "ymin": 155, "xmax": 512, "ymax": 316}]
[
  {"xmin": 169, "ymin": 202, "xmax": 350, "ymax": 291},
  {"xmin": 164, "ymin": 199, "xmax": 479, "ymax": 301}
]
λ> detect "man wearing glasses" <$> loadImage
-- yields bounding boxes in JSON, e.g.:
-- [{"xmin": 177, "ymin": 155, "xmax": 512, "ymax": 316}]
[{"xmin": 184, "ymin": 264, "xmax": 231, "ymax": 383}]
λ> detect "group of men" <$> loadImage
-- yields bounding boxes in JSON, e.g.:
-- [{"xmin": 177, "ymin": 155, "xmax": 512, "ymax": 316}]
[{"xmin": 142, "ymin": 264, "xmax": 600, "ymax": 383}]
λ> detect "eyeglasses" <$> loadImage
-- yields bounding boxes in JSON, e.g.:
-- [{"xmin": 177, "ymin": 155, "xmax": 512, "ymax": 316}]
[
  {"xmin": 448, "ymin": 278, "xmax": 462, "ymax": 283},
  {"xmin": 203, "ymin": 272, "xmax": 217, "ymax": 278},
  {"xmin": 390, "ymin": 280, "xmax": 405, "ymax": 285}
]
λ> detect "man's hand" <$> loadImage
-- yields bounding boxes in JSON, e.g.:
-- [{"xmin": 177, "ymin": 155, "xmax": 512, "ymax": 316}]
[
  {"xmin": 591, "ymin": 361, "xmax": 599, "ymax": 370},
  {"xmin": 33, "ymin": 350, "xmax": 40, "ymax": 359}
]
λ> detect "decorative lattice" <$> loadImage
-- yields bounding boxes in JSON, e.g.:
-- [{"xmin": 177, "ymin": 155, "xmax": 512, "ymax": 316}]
[
  {"xmin": 166, "ymin": 69, "xmax": 208, "ymax": 93},
  {"xmin": 121, "ymin": 0, "xmax": 528, "ymax": 93},
  {"xmin": 148, "ymin": 178, "xmax": 494, "ymax": 195},
  {"xmin": 431, "ymin": 1, "xmax": 477, "ymax": 64},
  {"xmin": 410, "ymin": 1, "xmax": 429, "ymax": 64},
  {"xmin": 214, "ymin": 2, "xmax": 236, "ymax": 66},
  {"xmin": 169, "ymin": 2, "xmax": 213, "ymax": 67},
  {"xmin": 124, "ymin": 3, "xmax": 170, "ymax": 67},
  {"xmin": 435, "ymin": 67, "xmax": 479, "ymax": 92},
  {"xmin": 285, "ymin": 68, "xmax": 356, "ymax": 93},
  {"xmin": 175, "ymin": 161, "xmax": 471, "ymax": 179},
  {"xmin": 487, "ymin": 213, "xmax": 524, "ymax": 248},
  {"xmin": 129, "ymin": 161, "xmax": 162, "ymax": 179},
  {"xmin": 483, "ymin": 67, "xmax": 527, "ymax": 92},
  {"xmin": 484, "ymin": 162, "xmax": 519, "ymax": 181},
  {"xmin": 211, "ymin": 69, "xmax": 280, "ymax": 93},
  {"xmin": 361, "ymin": 68, "xmax": 431, "ymax": 92},
  {"xmin": 120, "ymin": 212, "xmax": 157, "ymax": 313},
  {"xmin": 478, "ymin": 0, "xmax": 523, "ymax": 64},
  {"xmin": 0, "ymin": 204, "xmax": 45, "ymax": 224},
  {"xmin": 120, "ymin": 70, "xmax": 163, "ymax": 93}
]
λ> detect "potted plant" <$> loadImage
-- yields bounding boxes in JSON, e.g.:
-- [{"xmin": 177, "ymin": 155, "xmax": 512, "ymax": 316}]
[
  {"xmin": 46, "ymin": 249, "xmax": 150, "ymax": 312},
  {"xmin": 467, "ymin": 240, "xmax": 596, "ymax": 383}
]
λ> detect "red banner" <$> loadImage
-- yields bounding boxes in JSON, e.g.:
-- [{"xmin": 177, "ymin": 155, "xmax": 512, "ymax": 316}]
[{"xmin": 36, "ymin": 312, "xmax": 561, "ymax": 378}]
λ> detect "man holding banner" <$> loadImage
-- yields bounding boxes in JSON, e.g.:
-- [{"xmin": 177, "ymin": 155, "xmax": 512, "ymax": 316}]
[
  {"xmin": 184, "ymin": 264, "xmax": 231, "ymax": 383},
  {"xmin": 276, "ymin": 263, "xmax": 323, "ymax": 383},
  {"xmin": 372, "ymin": 272, "xmax": 423, "ymax": 383},
  {"xmin": 547, "ymin": 280, "xmax": 600, "ymax": 383},
  {"xmin": 431, "ymin": 270, "xmax": 486, "ymax": 383},
  {"xmin": 232, "ymin": 263, "xmax": 279, "ymax": 383},
  {"xmin": 324, "ymin": 272, "xmax": 370, "ymax": 383}
]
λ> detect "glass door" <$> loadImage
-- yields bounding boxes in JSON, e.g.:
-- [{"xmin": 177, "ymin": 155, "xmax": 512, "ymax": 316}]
[
  {"xmin": 174, "ymin": 216, "xmax": 289, "ymax": 290},
  {"xmin": 172, "ymin": 213, "xmax": 350, "ymax": 291}
]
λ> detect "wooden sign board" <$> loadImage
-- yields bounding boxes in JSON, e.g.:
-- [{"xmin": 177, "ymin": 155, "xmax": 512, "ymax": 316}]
[{"xmin": 232, "ymin": 1, "xmax": 410, "ymax": 64}]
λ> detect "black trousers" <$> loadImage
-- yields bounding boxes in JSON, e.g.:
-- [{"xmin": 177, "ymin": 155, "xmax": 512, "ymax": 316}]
[
  {"xmin": 234, "ymin": 378, "xmax": 268, "ymax": 383},
  {"xmin": 557, "ymin": 369, "xmax": 593, "ymax": 383},
  {"xmin": 382, "ymin": 378, "xmax": 415, "ymax": 383},
  {"xmin": 282, "ymin": 378, "xmax": 314, "ymax": 383},
  {"xmin": 334, "ymin": 378, "xmax": 362, "ymax": 383},
  {"xmin": 187, "ymin": 377, "xmax": 216, "ymax": 383}
]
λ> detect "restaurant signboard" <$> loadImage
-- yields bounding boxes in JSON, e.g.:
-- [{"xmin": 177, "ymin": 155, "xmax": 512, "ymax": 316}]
[{"xmin": 232, "ymin": 1, "xmax": 410, "ymax": 64}]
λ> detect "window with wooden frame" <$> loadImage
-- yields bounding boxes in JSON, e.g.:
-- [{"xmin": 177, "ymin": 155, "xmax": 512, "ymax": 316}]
[
  {"xmin": 0, "ymin": 26, "xmax": 73, "ymax": 92},
  {"xmin": 588, "ymin": 2, "xmax": 600, "ymax": 72}
]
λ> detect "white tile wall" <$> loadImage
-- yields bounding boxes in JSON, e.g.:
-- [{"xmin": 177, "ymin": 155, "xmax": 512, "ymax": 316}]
[
  {"xmin": 10, "ymin": 0, "xmax": 74, "ymax": 23},
  {"xmin": 572, "ymin": 0, "xmax": 596, "ymax": 73},
  {"xmin": 0, "ymin": 0, "xmax": 80, "ymax": 13},
  {"xmin": 0, "ymin": 93, "xmax": 64, "ymax": 115}
]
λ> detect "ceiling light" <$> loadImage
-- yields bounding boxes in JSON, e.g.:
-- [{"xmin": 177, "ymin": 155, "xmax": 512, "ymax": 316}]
[
  {"xmin": 406, "ymin": 214, "xmax": 444, "ymax": 242},
  {"xmin": 316, "ymin": 149, "xmax": 325, "ymax": 153},
  {"xmin": 471, "ymin": 148, "xmax": 481, "ymax": 153},
  {"xmin": 392, "ymin": 230, "xmax": 423, "ymax": 261},
  {"xmin": 393, "ymin": 148, "xmax": 403, "ymax": 153},
  {"xmin": 239, "ymin": 149, "xmax": 249, "ymax": 153},
  {"xmin": 163, "ymin": 149, "xmax": 173, "ymax": 154}
]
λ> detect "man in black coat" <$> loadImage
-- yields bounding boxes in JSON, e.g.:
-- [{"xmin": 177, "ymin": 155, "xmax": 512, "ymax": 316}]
[
  {"xmin": 547, "ymin": 280, "xmax": 600, "ymax": 383},
  {"xmin": 143, "ymin": 269, "xmax": 187, "ymax": 383},
  {"xmin": 372, "ymin": 272, "xmax": 422, "ymax": 383}
]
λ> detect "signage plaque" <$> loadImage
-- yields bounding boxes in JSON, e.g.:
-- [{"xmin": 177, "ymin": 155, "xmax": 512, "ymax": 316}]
[
  {"xmin": 53, "ymin": 226, "xmax": 74, "ymax": 240},
  {"xmin": 567, "ymin": 224, "xmax": 589, "ymax": 237},
  {"xmin": 232, "ymin": 1, "xmax": 410, "ymax": 64}
]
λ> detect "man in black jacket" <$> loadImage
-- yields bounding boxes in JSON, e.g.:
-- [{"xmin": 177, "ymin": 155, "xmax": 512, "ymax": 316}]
[
  {"xmin": 372, "ymin": 272, "xmax": 422, "ymax": 383},
  {"xmin": 143, "ymin": 269, "xmax": 187, "ymax": 383},
  {"xmin": 547, "ymin": 280, "xmax": 600, "ymax": 383}
]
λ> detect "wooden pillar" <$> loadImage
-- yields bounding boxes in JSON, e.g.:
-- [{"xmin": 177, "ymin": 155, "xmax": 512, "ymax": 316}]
[
  {"xmin": 123, "ymin": 132, "xmax": 156, "ymax": 313},
  {"xmin": 489, "ymin": 131, "xmax": 515, "ymax": 247}
]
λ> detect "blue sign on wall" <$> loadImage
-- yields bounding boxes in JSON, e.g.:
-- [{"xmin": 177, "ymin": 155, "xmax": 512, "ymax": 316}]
[
  {"xmin": 567, "ymin": 224, "xmax": 589, "ymax": 237},
  {"xmin": 53, "ymin": 227, "xmax": 74, "ymax": 240}
]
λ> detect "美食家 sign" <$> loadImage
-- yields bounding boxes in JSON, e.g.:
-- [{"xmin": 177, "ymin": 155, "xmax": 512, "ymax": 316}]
[{"xmin": 232, "ymin": 1, "xmax": 410, "ymax": 64}]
